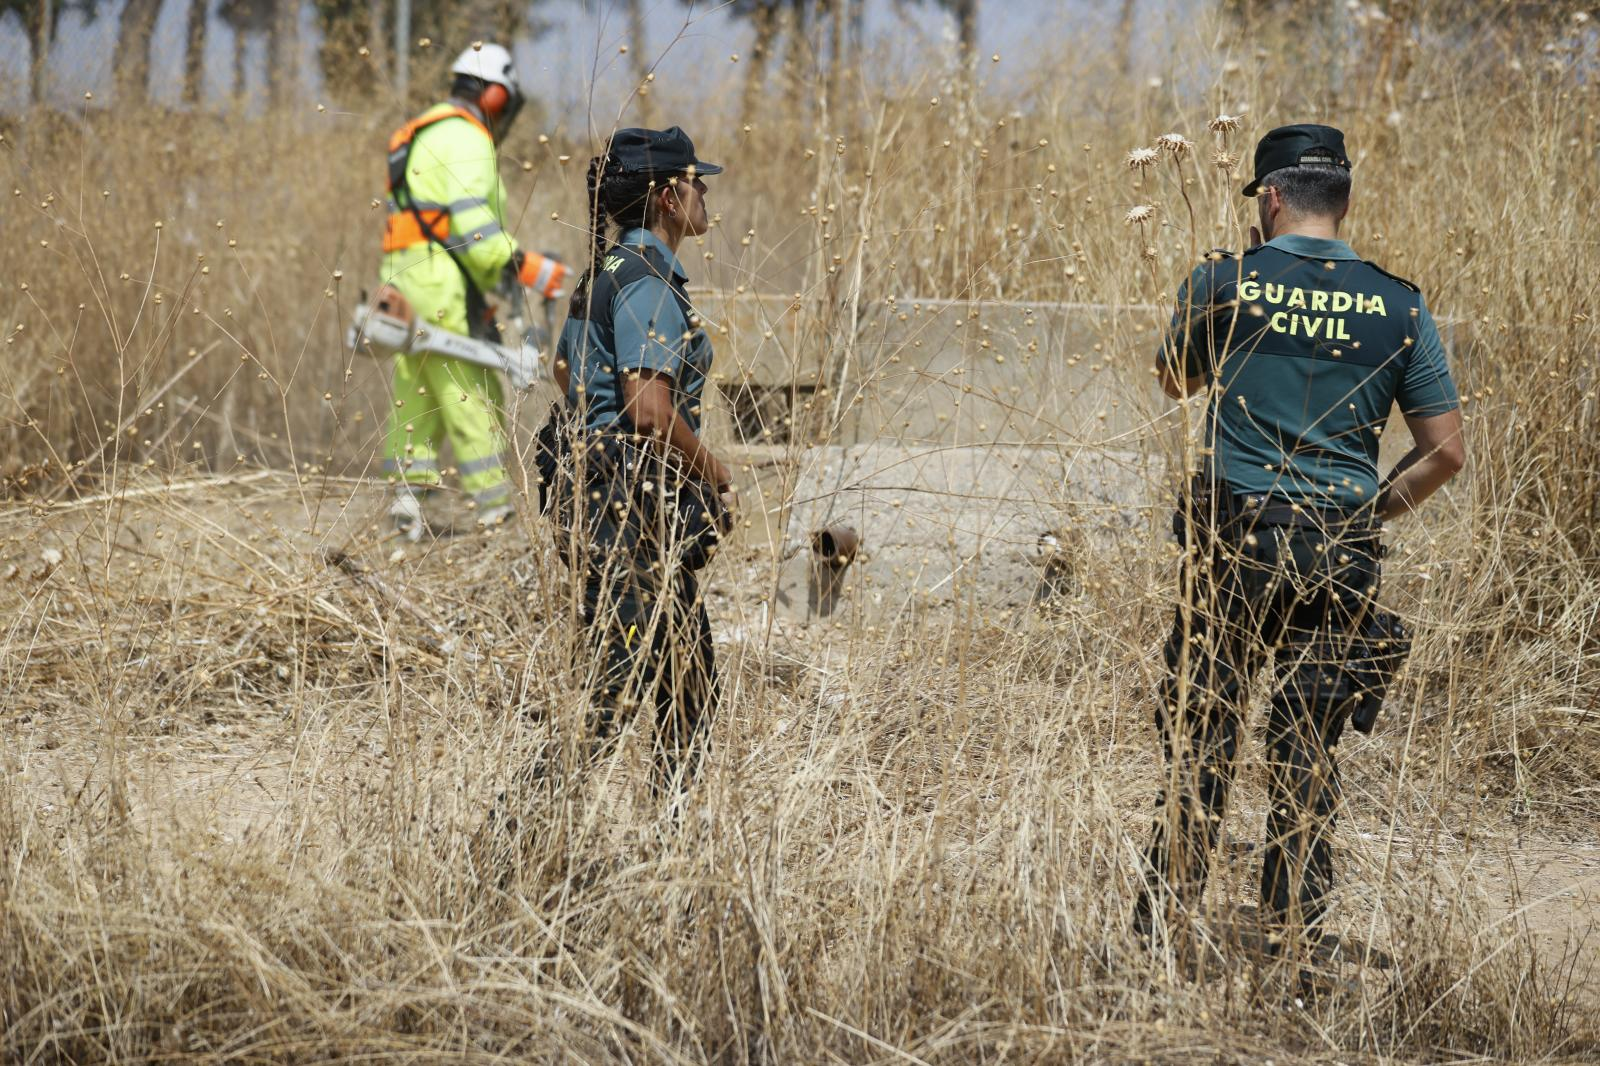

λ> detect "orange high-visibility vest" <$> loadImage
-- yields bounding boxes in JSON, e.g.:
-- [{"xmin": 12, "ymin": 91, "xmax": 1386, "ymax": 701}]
[{"xmin": 382, "ymin": 106, "xmax": 492, "ymax": 254}]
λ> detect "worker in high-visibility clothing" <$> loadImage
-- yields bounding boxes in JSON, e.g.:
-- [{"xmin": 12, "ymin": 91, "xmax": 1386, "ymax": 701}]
[{"xmin": 379, "ymin": 42, "xmax": 569, "ymax": 539}]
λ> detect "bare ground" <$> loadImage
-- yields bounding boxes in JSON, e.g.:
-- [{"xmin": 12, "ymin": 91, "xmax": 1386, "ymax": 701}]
[{"xmin": 2, "ymin": 467, "xmax": 1596, "ymax": 1062}]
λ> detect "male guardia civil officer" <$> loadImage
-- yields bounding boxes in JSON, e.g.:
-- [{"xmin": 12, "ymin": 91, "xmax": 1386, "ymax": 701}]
[{"xmin": 1134, "ymin": 124, "xmax": 1465, "ymax": 968}]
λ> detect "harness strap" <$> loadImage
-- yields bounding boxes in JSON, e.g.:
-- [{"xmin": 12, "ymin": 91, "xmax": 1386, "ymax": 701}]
[{"xmin": 385, "ymin": 106, "xmax": 497, "ymax": 327}]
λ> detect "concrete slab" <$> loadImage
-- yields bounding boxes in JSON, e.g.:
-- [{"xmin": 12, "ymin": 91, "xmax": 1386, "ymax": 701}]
[
  {"xmin": 759, "ymin": 440, "xmax": 1164, "ymax": 622},
  {"xmin": 691, "ymin": 293, "xmax": 1170, "ymax": 448}
]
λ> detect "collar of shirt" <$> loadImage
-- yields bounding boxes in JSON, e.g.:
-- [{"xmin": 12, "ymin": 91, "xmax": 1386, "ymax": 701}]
[
  {"xmin": 1265, "ymin": 233, "xmax": 1361, "ymax": 261},
  {"xmin": 617, "ymin": 227, "xmax": 687, "ymax": 281}
]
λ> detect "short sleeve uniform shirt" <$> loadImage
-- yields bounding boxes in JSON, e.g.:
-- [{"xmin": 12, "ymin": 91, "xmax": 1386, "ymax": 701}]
[
  {"xmin": 557, "ymin": 227, "xmax": 715, "ymax": 435},
  {"xmin": 1158, "ymin": 234, "xmax": 1459, "ymax": 510}
]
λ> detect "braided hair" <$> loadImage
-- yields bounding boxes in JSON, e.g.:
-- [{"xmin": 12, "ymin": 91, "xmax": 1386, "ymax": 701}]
[{"xmin": 568, "ymin": 147, "xmax": 668, "ymax": 320}]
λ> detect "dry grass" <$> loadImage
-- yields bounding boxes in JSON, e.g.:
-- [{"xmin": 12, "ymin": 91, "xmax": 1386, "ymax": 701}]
[{"xmin": 1, "ymin": 4, "xmax": 1599, "ymax": 1062}]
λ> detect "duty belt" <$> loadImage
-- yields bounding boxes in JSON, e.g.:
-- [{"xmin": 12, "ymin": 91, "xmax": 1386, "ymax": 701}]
[{"xmin": 1184, "ymin": 481, "xmax": 1381, "ymax": 535}]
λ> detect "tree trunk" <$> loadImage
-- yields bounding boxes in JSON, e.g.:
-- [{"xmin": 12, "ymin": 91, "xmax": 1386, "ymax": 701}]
[
  {"xmin": 825, "ymin": 0, "xmax": 843, "ymax": 111},
  {"xmin": 741, "ymin": 0, "xmax": 778, "ymax": 125},
  {"xmin": 364, "ymin": 0, "xmax": 388, "ymax": 76},
  {"xmin": 267, "ymin": 0, "xmax": 300, "ymax": 109},
  {"xmin": 233, "ymin": 17, "xmax": 248, "ymax": 99},
  {"xmin": 184, "ymin": 0, "xmax": 210, "ymax": 107},
  {"xmin": 625, "ymin": 0, "xmax": 652, "ymax": 122},
  {"xmin": 26, "ymin": 0, "xmax": 52, "ymax": 106},
  {"xmin": 953, "ymin": 0, "xmax": 977, "ymax": 57},
  {"xmin": 1116, "ymin": 0, "xmax": 1135, "ymax": 76},
  {"xmin": 115, "ymin": 0, "xmax": 163, "ymax": 107},
  {"xmin": 488, "ymin": 0, "xmax": 521, "ymax": 41},
  {"xmin": 317, "ymin": 0, "xmax": 386, "ymax": 107},
  {"xmin": 779, "ymin": 1, "xmax": 809, "ymax": 105},
  {"xmin": 457, "ymin": 0, "xmax": 520, "ymax": 42}
]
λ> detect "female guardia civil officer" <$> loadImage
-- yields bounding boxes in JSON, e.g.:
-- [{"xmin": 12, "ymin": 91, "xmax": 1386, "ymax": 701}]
[{"xmin": 545, "ymin": 127, "xmax": 735, "ymax": 797}]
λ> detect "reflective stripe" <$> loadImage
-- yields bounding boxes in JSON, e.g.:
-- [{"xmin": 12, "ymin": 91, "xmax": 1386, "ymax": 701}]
[
  {"xmin": 391, "ymin": 218, "xmax": 505, "ymax": 253},
  {"xmin": 454, "ymin": 220, "xmax": 504, "ymax": 244},
  {"xmin": 395, "ymin": 196, "xmax": 487, "ymax": 214},
  {"xmin": 385, "ymin": 107, "xmax": 496, "ymax": 251},
  {"xmin": 517, "ymin": 252, "xmax": 569, "ymax": 299},
  {"xmin": 532, "ymin": 256, "xmax": 557, "ymax": 293},
  {"xmin": 458, "ymin": 454, "xmax": 505, "ymax": 476},
  {"xmin": 383, "ymin": 195, "xmax": 497, "ymax": 253}
]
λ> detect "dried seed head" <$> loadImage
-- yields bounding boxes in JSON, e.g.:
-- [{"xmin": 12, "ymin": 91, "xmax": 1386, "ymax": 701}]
[
  {"xmin": 1156, "ymin": 133, "xmax": 1194, "ymax": 156},
  {"xmin": 1124, "ymin": 204, "xmax": 1156, "ymax": 225},
  {"xmin": 1125, "ymin": 147, "xmax": 1159, "ymax": 169},
  {"xmin": 1208, "ymin": 113, "xmax": 1243, "ymax": 133},
  {"xmin": 1213, "ymin": 151, "xmax": 1238, "ymax": 171}
]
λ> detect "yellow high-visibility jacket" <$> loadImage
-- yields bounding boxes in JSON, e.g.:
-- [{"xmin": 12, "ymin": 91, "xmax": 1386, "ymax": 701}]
[{"xmin": 380, "ymin": 103, "xmax": 519, "ymax": 337}]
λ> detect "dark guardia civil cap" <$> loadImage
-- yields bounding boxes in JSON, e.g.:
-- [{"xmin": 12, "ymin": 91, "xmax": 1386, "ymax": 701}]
[
  {"xmin": 609, "ymin": 126, "xmax": 723, "ymax": 177},
  {"xmin": 1242, "ymin": 123, "xmax": 1350, "ymax": 196}
]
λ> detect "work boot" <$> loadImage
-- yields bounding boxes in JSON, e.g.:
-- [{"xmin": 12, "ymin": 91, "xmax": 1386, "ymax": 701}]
[{"xmin": 389, "ymin": 490, "xmax": 428, "ymax": 542}]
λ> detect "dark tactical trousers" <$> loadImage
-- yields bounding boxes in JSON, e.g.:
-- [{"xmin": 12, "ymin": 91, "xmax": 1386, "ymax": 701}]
[
  {"xmin": 1139, "ymin": 513, "xmax": 1379, "ymax": 947},
  {"xmin": 572, "ymin": 458, "xmax": 717, "ymax": 794},
  {"xmin": 581, "ymin": 565, "xmax": 715, "ymax": 791}
]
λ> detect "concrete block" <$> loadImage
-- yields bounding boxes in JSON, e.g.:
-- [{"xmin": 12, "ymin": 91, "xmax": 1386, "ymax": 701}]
[{"xmin": 762, "ymin": 440, "xmax": 1163, "ymax": 622}]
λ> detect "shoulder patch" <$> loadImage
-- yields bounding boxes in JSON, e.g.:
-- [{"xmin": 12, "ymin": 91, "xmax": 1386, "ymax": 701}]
[{"xmin": 1364, "ymin": 260, "xmax": 1421, "ymax": 293}]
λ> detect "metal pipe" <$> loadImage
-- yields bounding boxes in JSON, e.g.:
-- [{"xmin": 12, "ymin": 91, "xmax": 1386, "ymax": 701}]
[
  {"xmin": 810, "ymin": 525, "xmax": 859, "ymax": 565},
  {"xmin": 807, "ymin": 526, "xmax": 860, "ymax": 619}
]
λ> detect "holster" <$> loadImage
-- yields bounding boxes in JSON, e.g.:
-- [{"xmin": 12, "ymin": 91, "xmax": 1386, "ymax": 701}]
[
  {"xmin": 1174, "ymin": 481, "xmax": 1406, "ymax": 734},
  {"xmin": 537, "ymin": 407, "xmax": 730, "ymax": 573},
  {"xmin": 532, "ymin": 402, "xmax": 573, "ymax": 516},
  {"xmin": 1348, "ymin": 610, "xmax": 1412, "ymax": 734}
]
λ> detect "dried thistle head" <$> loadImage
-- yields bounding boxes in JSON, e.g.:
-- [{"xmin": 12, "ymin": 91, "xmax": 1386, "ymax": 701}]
[
  {"xmin": 1125, "ymin": 147, "xmax": 1159, "ymax": 170},
  {"xmin": 1208, "ymin": 113, "xmax": 1244, "ymax": 133},
  {"xmin": 1124, "ymin": 204, "xmax": 1157, "ymax": 225},
  {"xmin": 1212, "ymin": 150, "xmax": 1238, "ymax": 172},
  {"xmin": 1155, "ymin": 133, "xmax": 1194, "ymax": 156}
]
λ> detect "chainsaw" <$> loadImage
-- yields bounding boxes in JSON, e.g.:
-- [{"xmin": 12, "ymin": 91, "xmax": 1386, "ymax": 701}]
[{"xmin": 346, "ymin": 284, "xmax": 548, "ymax": 390}]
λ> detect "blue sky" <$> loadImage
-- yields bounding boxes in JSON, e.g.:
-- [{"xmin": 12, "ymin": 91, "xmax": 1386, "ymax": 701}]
[{"xmin": 0, "ymin": 0, "xmax": 1187, "ymax": 119}]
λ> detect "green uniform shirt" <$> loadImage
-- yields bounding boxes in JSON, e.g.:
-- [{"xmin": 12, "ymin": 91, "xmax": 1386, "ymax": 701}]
[
  {"xmin": 557, "ymin": 228, "xmax": 715, "ymax": 435},
  {"xmin": 1158, "ymin": 234, "xmax": 1459, "ymax": 510}
]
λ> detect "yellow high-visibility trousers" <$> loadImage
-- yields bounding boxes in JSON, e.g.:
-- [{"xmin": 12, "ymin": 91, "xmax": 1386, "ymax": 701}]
[{"xmin": 383, "ymin": 350, "xmax": 511, "ymax": 511}]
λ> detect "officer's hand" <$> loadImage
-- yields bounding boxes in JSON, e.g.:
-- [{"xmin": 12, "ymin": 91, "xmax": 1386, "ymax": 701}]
[{"xmin": 718, "ymin": 485, "xmax": 740, "ymax": 531}]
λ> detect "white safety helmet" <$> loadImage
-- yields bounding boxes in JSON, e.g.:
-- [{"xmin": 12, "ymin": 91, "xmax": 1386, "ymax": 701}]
[{"xmin": 449, "ymin": 42, "xmax": 523, "ymax": 138}]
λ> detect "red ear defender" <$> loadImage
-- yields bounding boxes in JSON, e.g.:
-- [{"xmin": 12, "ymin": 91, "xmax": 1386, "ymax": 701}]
[{"xmin": 480, "ymin": 82, "xmax": 510, "ymax": 118}]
